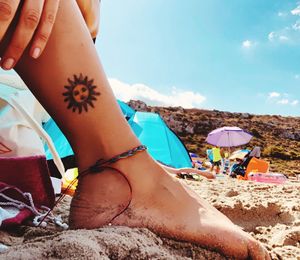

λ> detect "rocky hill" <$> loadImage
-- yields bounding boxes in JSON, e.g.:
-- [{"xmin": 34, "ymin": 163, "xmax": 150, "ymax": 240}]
[{"xmin": 128, "ymin": 100, "xmax": 300, "ymax": 177}]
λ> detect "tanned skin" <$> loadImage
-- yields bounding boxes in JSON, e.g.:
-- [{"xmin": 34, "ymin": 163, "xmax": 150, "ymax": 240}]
[{"xmin": 0, "ymin": 1, "xmax": 270, "ymax": 259}]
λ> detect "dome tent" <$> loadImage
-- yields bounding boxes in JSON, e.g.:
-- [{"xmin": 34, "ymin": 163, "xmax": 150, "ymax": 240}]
[{"xmin": 128, "ymin": 112, "xmax": 192, "ymax": 168}]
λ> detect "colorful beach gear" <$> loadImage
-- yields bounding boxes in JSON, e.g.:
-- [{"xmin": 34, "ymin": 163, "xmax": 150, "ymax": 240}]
[
  {"xmin": 229, "ymin": 149, "xmax": 250, "ymax": 160},
  {"xmin": 237, "ymin": 157, "xmax": 269, "ymax": 180},
  {"xmin": 189, "ymin": 152, "xmax": 203, "ymax": 169},
  {"xmin": 248, "ymin": 172, "xmax": 287, "ymax": 184}
]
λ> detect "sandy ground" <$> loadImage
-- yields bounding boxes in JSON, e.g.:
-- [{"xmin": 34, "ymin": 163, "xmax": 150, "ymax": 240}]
[{"xmin": 0, "ymin": 176, "xmax": 299, "ymax": 260}]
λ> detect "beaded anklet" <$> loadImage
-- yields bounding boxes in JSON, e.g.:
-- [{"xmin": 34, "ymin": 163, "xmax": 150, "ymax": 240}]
[{"xmin": 80, "ymin": 144, "xmax": 147, "ymax": 178}]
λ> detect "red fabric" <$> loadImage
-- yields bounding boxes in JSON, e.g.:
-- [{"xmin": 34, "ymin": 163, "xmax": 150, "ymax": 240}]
[
  {"xmin": 0, "ymin": 182, "xmax": 34, "ymax": 228},
  {"xmin": 0, "ymin": 156, "xmax": 55, "ymax": 208},
  {"xmin": 2, "ymin": 208, "xmax": 33, "ymax": 227}
]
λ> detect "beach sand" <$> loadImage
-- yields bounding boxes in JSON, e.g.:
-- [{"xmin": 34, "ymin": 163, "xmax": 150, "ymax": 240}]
[{"xmin": 0, "ymin": 176, "xmax": 299, "ymax": 259}]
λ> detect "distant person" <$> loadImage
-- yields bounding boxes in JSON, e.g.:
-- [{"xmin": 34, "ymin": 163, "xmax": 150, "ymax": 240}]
[
  {"xmin": 241, "ymin": 146, "xmax": 261, "ymax": 169},
  {"xmin": 222, "ymin": 152, "xmax": 230, "ymax": 174},
  {"xmin": 249, "ymin": 146, "xmax": 261, "ymax": 159},
  {"xmin": 210, "ymin": 146, "xmax": 222, "ymax": 174},
  {"xmin": 230, "ymin": 157, "xmax": 247, "ymax": 177},
  {"xmin": 158, "ymin": 161, "xmax": 216, "ymax": 179}
]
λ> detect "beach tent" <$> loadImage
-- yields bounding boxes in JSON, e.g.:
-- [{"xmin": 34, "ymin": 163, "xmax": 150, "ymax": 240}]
[
  {"xmin": 117, "ymin": 100, "xmax": 135, "ymax": 120},
  {"xmin": 44, "ymin": 106, "xmax": 192, "ymax": 168},
  {"xmin": 128, "ymin": 112, "xmax": 192, "ymax": 168},
  {"xmin": 43, "ymin": 119, "xmax": 73, "ymax": 160}
]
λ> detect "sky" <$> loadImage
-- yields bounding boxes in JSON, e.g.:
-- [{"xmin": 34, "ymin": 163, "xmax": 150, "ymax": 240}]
[
  {"xmin": 1, "ymin": 1, "xmax": 299, "ymax": 116},
  {"xmin": 96, "ymin": 0, "xmax": 300, "ymax": 116}
]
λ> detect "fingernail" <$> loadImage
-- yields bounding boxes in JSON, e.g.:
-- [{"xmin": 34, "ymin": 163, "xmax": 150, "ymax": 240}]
[
  {"xmin": 32, "ymin": 47, "xmax": 41, "ymax": 59},
  {"xmin": 2, "ymin": 58, "xmax": 15, "ymax": 70}
]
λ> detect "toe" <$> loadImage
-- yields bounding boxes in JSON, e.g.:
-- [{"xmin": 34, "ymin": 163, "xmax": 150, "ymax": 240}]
[{"xmin": 247, "ymin": 239, "xmax": 270, "ymax": 260}]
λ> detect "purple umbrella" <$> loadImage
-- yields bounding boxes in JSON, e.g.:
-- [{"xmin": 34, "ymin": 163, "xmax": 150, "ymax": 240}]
[{"xmin": 206, "ymin": 126, "xmax": 252, "ymax": 147}]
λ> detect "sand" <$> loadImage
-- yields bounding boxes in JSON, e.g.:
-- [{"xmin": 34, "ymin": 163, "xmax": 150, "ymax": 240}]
[{"xmin": 0, "ymin": 176, "xmax": 299, "ymax": 260}]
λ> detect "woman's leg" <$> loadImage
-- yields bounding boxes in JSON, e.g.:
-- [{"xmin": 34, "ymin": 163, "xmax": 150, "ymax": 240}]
[{"xmin": 0, "ymin": 1, "xmax": 269, "ymax": 259}]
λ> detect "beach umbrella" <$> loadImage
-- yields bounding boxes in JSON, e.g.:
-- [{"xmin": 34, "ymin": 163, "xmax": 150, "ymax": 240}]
[
  {"xmin": 206, "ymin": 126, "xmax": 252, "ymax": 148},
  {"xmin": 229, "ymin": 149, "xmax": 250, "ymax": 160}
]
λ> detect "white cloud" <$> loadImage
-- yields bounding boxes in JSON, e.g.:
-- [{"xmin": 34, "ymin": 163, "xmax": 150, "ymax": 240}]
[
  {"xmin": 268, "ymin": 31, "xmax": 290, "ymax": 42},
  {"xmin": 108, "ymin": 78, "xmax": 206, "ymax": 108},
  {"xmin": 268, "ymin": 5, "xmax": 300, "ymax": 44},
  {"xmin": 242, "ymin": 40, "xmax": 255, "ymax": 48},
  {"xmin": 267, "ymin": 92, "xmax": 299, "ymax": 106},
  {"xmin": 277, "ymin": 99, "xmax": 289, "ymax": 104},
  {"xmin": 268, "ymin": 32, "xmax": 276, "ymax": 41},
  {"xmin": 291, "ymin": 5, "xmax": 300, "ymax": 16},
  {"xmin": 292, "ymin": 20, "xmax": 300, "ymax": 30},
  {"xmin": 278, "ymin": 12, "xmax": 287, "ymax": 17},
  {"xmin": 279, "ymin": 35, "xmax": 289, "ymax": 41},
  {"xmin": 268, "ymin": 92, "xmax": 281, "ymax": 98}
]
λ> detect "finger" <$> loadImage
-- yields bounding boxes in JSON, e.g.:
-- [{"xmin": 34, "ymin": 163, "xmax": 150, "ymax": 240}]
[
  {"xmin": 0, "ymin": 0, "xmax": 20, "ymax": 42},
  {"xmin": 1, "ymin": 0, "xmax": 44, "ymax": 70},
  {"xmin": 30, "ymin": 0, "xmax": 60, "ymax": 59}
]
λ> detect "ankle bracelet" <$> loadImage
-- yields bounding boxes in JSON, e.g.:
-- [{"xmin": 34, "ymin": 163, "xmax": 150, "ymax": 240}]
[{"xmin": 80, "ymin": 144, "xmax": 147, "ymax": 177}]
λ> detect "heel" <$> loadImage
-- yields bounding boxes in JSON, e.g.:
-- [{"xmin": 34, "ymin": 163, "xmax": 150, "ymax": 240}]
[{"xmin": 69, "ymin": 166, "xmax": 132, "ymax": 229}]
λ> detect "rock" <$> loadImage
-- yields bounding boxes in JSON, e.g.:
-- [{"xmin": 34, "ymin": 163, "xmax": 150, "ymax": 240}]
[
  {"xmin": 128, "ymin": 100, "xmax": 148, "ymax": 111},
  {"xmin": 241, "ymin": 113, "xmax": 250, "ymax": 118},
  {"xmin": 185, "ymin": 124, "xmax": 194, "ymax": 134}
]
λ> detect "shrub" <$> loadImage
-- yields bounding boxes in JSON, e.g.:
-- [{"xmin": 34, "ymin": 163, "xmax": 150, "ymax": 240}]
[
  {"xmin": 251, "ymin": 128, "xmax": 263, "ymax": 139},
  {"xmin": 263, "ymin": 145, "xmax": 291, "ymax": 160}
]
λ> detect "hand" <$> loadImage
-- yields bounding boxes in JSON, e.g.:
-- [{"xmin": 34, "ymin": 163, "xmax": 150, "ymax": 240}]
[{"xmin": 0, "ymin": 0, "xmax": 60, "ymax": 70}]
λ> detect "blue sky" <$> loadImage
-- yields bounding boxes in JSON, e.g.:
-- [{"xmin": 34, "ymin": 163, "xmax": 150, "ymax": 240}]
[
  {"xmin": 97, "ymin": 0, "xmax": 300, "ymax": 116},
  {"xmin": 0, "ymin": 1, "xmax": 299, "ymax": 116}
]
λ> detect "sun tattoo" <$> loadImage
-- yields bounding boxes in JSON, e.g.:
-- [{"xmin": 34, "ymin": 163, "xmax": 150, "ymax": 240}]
[{"xmin": 63, "ymin": 74, "xmax": 100, "ymax": 114}]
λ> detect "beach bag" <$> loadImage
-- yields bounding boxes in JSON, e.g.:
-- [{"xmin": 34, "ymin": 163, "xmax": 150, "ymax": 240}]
[{"xmin": 0, "ymin": 84, "xmax": 65, "ymax": 211}]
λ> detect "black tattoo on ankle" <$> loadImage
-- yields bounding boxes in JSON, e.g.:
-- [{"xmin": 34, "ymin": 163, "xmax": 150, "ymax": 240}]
[{"xmin": 63, "ymin": 74, "xmax": 100, "ymax": 114}]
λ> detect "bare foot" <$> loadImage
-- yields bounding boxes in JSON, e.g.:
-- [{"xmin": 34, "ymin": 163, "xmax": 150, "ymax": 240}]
[{"xmin": 69, "ymin": 152, "xmax": 270, "ymax": 259}]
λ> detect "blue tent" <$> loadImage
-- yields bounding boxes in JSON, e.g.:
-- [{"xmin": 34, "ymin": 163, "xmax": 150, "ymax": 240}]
[
  {"xmin": 117, "ymin": 100, "xmax": 135, "ymax": 119},
  {"xmin": 43, "ymin": 119, "xmax": 73, "ymax": 160},
  {"xmin": 44, "ymin": 103, "xmax": 192, "ymax": 168},
  {"xmin": 128, "ymin": 112, "xmax": 192, "ymax": 168}
]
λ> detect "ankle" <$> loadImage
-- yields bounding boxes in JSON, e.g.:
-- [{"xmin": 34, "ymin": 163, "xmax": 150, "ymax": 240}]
[
  {"xmin": 75, "ymin": 145, "xmax": 165, "ymax": 198},
  {"xmin": 70, "ymin": 167, "xmax": 132, "ymax": 229},
  {"xmin": 75, "ymin": 142, "xmax": 143, "ymax": 173}
]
